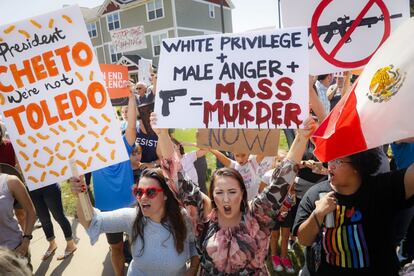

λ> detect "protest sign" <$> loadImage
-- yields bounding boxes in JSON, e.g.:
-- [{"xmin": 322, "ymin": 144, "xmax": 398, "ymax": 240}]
[
  {"xmin": 111, "ymin": 26, "xmax": 147, "ymax": 53},
  {"xmin": 138, "ymin": 58, "xmax": 152, "ymax": 86},
  {"xmin": 100, "ymin": 64, "xmax": 129, "ymax": 99},
  {"xmin": 0, "ymin": 6, "xmax": 128, "ymax": 190},
  {"xmin": 154, "ymin": 28, "xmax": 309, "ymax": 129},
  {"xmin": 138, "ymin": 102, "xmax": 156, "ymax": 136},
  {"xmin": 281, "ymin": 0, "xmax": 410, "ymax": 75},
  {"xmin": 197, "ymin": 129, "xmax": 280, "ymax": 156}
]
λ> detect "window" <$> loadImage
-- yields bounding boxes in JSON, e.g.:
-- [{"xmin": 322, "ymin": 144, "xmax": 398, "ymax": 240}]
[
  {"xmin": 208, "ymin": 4, "xmax": 215, "ymax": 18},
  {"xmin": 152, "ymin": 33, "xmax": 168, "ymax": 56},
  {"xmin": 87, "ymin": 22, "xmax": 97, "ymax": 38},
  {"xmin": 109, "ymin": 44, "xmax": 122, "ymax": 63},
  {"xmin": 147, "ymin": 0, "xmax": 164, "ymax": 21},
  {"xmin": 107, "ymin": 12, "xmax": 120, "ymax": 31}
]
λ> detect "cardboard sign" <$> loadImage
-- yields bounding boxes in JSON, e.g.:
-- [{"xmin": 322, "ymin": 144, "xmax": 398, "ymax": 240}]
[
  {"xmin": 110, "ymin": 26, "xmax": 147, "ymax": 52},
  {"xmin": 138, "ymin": 58, "xmax": 152, "ymax": 86},
  {"xmin": 100, "ymin": 64, "xmax": 129, "ymax": 99},
  {"xmin": 155, "ymin": 28, "xmax": 309, "ymax": 129},
  {"xmin": 138, "ymin": 102, "xmax": 155, "ymax": 136},
  {"xmin": 197, "ymin": 129, "xmax": 280, "ymax": 156},
  {"xmin": 281, "ymin": 0, "xmax": 410, "ymax": 75},
  {"xmin": 0, "ymin": 6, "xmax": 128, "ymax": 190}
]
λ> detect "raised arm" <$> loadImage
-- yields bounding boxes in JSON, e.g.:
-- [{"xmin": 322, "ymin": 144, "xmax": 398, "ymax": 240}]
[
  {"xmin": 209, "ymin": 149, "xmax": 232, "ymax": 167},
  {"xmin": 70, "ymin": 177, "xmax": 135, "ymax": 243},
  {"xmin": 150, "ymin": 113, "xmax": 212, "ymax": 233},
  {"xmin": 309, "ymin": 76, "xmax": 327, "ymax": 122},
  {"xmin": 125, "ymin": 82, "xmax": 137, "ymax": 146},
  {"xmin": 251, "ymin": 118, "xmax": 317, "ymax": 228}
]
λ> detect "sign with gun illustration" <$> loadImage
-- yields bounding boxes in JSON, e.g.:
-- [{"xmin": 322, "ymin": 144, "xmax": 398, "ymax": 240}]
[
  {"xmin": 281, "ymin": 0, "xmax": 409, "ymax": 75},
  {"xmin": 154, "ymin": 28, "xmax": 309, "ymax": 129}
]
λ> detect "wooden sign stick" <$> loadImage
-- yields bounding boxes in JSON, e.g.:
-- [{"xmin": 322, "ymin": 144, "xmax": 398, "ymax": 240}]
[{"xmin": 69, "ymin": 159, "xmax": 93, "ymax": 221}]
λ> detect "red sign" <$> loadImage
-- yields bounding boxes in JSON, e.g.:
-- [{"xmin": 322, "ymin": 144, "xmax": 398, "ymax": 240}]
[
  {"xmin": 311, "ymin": 0, "xmax": 391, "ymax": 68},
  {"xmin": 100, "ymin": 64, "xmax": 129, "ymax": 99}
]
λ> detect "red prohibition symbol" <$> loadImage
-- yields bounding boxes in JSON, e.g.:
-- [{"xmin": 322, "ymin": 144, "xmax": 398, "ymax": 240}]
[{"xmin": 310, "ymin": 0, "xmax": 391, "ymax": 68}]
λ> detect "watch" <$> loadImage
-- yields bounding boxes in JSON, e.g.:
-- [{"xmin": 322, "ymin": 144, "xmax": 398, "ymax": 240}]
[{"xmin": 22, "ymin": 234, "xmax": 33, "ymax": 240}]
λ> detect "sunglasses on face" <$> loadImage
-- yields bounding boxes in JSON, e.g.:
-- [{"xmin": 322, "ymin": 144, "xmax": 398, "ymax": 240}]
[{"xmin": 135, "ymin": 187, "xmax": 163, "ymax": 199}]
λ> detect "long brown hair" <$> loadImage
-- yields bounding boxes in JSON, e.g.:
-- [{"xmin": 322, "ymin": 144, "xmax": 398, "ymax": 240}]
[
  {"xmin": 131, "ymin": 168, "xmax": 187, "ymax": 256},
  {"xmin": 209, "ymin": 167, "xmax": 248, "ymax": 212}
]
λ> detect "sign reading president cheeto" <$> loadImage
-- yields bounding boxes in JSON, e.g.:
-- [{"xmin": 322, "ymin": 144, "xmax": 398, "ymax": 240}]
[
  {"xmin": 0, "ymin": 6, "xmax": 128, "ymax": 190},
  {"xmin": 154, "ymin": 28, "xmax": 309, "ymax": 129}
]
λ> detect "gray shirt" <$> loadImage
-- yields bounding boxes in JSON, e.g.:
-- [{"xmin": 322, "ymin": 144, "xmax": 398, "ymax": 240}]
[
  {"xmin": 87, "ymin": 207, "xmax": 197, "ymax": 276},
  {"xmin": 0, "ymin": 174, "xmax": 22, "ymax": 250}
]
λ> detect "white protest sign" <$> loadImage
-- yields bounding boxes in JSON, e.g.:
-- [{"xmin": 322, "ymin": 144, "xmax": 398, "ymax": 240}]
[
  {"xmin": 0, "ymin": 6, "xmax": 128, "ymax": 190},
  {"xmin": 138, "ymin": 58, "xmax": 152, "ymax": 86},
  {"xmin": 281, "ymin": 0, "xmax": 410, "ymax": 75},
  {"xmin": 111, "ymin": 26, "xmax": 147, "ymax": 53},
  {"xmin": 155, "ymin": 28, "xmax": 309, "ymax": 129}
]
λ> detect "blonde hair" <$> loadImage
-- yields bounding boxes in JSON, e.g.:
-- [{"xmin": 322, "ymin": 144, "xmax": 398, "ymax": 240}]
[{"xmin": 0, "ymin": 247, "xmax": 31, "ymax": 276}]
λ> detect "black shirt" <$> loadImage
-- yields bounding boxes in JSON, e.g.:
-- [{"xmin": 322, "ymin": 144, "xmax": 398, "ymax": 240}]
[{"xmin": 293, "ymin": 169, "xmax": 409, "ymax": 276}]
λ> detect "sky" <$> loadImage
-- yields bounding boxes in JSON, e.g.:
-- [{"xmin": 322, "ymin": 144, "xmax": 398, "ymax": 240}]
[{"xmin": 0, "ymin": 0, "xmax": 279, "ymax": 32}]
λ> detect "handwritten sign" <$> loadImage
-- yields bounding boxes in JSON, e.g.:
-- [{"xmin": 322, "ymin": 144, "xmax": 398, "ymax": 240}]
[
  {"xmin": 110, "ymin": 26, "xmax": 147, "ymax": 53},
  {"xmin": 100, "ymin": 64, "xmax": 129, "ymax": 99},
  {"xmin": 281, "ymin": 0, "xmax": 409, "ymax": 75},
  {"xmin": 0, "ymin": 6, "xmax": 128, "ymax": 190},
  {"xmin": 197, "ymin": 129, "xmax": 280, "ymax": 156},
  {"xmin": 154, "ymin": 28, "xmax": 309, "ymax": 129},
  {"xmin": 138, "ymin": 58, "xmax": 152, "ymax": 86}
]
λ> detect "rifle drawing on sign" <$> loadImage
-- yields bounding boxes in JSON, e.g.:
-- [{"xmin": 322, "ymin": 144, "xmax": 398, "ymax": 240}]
[
  {"xmin": 308, "ymin": 13, "xmax": 403, "ymax": 49},
  {"xmin": 159, "ymin": 89, "xmax": 187, "ymax": 116}
]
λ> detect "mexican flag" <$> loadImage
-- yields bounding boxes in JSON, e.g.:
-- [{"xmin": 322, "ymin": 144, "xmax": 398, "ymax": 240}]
[{"xmin": 313, "ymin": 17, "xmax": 414, "ymax": 162}]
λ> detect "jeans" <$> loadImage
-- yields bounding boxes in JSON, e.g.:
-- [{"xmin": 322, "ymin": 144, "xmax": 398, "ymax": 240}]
[{"xmin": 29, "ymin": 184, "xmax": 73, "ymax": 241}]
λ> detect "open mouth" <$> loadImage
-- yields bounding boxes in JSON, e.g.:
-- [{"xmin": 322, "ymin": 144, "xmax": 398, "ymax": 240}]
[
  {"xmin": 223, "ymin": 205, "xmax": 232, "ymax": 215},
  {"xmin": 141, "ymin": 203, "xmax": 151, "ymax": 210}
]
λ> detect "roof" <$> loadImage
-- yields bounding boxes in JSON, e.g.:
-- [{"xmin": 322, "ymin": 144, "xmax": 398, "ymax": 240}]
[
  {"xmin": 120, "ymin": 54, "xmax": 142, "ymax": 66},
  {"xmin": 80, "ymin": 5, "xmax": 100, "ymax": 22}
]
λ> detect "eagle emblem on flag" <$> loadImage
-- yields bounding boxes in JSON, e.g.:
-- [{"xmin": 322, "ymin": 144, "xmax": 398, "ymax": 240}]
[{"xmin": 367, "ymin": 65, "xmax": 406, "ymax": 103}]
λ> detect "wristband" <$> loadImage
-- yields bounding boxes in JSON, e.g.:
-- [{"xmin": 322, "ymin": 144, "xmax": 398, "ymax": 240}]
[{"xmin": 22, "ymin": 234, "xmax": 33, "ymax": 240}]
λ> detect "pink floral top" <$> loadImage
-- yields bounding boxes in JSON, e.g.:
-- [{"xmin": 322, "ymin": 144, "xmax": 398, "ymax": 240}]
[{"xmin": 163, "ymin": 157, "xmax": 298, "ymax": 275}]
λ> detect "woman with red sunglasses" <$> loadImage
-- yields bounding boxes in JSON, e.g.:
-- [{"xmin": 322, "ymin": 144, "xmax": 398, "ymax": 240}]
[
  {"xmin": 70, "ymin": 168, "xmax": 199, "ymax": 276},
  {"xmin": 151, "ymin": 113, "xmax": 317, "ymax": 275}
]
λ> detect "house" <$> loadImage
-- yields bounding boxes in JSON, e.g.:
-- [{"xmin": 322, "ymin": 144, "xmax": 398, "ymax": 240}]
[{"xmin": 81, "ymin": 0, "xmax": 234, "ymax": 80}]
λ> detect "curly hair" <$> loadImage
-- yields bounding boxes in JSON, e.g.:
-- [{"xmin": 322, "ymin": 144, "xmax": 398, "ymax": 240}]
[
  {"xmin": 209, "ymin": 167, "xmax": 248, "ymax": 212},
  {"xmin": 131, "ymin": 168, "xmax": 187, "ymax": 256},
  {"xmin": 0, "ymin": 247, "xmax": 31, "ymax": 276},
  {"xmin": 348, "ymin": 148, "xmax": 381, "ymax": 178}
]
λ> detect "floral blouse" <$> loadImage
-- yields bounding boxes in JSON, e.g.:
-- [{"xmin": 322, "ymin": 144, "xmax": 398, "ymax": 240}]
[{"xmin": 163, "ymin": 157, "xmax": 298, "ymax": 275}]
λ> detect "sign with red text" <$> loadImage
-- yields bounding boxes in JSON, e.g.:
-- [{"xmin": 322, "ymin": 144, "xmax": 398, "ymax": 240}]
[
  {"xmin": 155, "ymin": 28, "xmax": 309, "ymax": 129},
  {"xmin": 0, "ymin": 6, "xmax": 128, "ymax": 190},
  {"xmin": 110, "ymin": 26, "xmax": 147, "ymax": 53},
  {"xmin": 281, "ymin": 0, "xmax": 409, "ymax": 75},
  {"xmin": 100, "ymin": 64, "xmax": 129, "ymax": 99}
]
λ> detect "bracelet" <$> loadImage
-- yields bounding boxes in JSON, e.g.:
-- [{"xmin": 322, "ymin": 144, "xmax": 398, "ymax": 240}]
[
  {"xmin": 22, "ymin": 234, "xmax": 33, "ymax": 240},
  {"xmin": 312, "ymin": 211, "xmax": 322, "ymax": 230}
]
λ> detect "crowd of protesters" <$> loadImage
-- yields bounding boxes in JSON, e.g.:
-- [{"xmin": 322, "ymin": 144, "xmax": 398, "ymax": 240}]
[{"xmin": 1, "ymin": 71, "xmax": 414, "ymax": 276}]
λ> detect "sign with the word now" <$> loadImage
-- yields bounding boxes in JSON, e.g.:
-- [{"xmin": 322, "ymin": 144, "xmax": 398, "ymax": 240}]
[
  {"xmin": 0, "ymin": 6, "xmax": 128, "ymax": 190},
  {"xmin": 100, "ymin": 64, "xmax": 129, "ymax": 99},
  {"xmin": 154, "ymin": 28, "xmax": 309, "ymax": 129},
  {"xmin": 197, "ymin": 129, "xmax": 280, "ymax": 156},
  {"xmin": 281, "ymin": 0, "xmax": 410, "ymax": 75}
]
